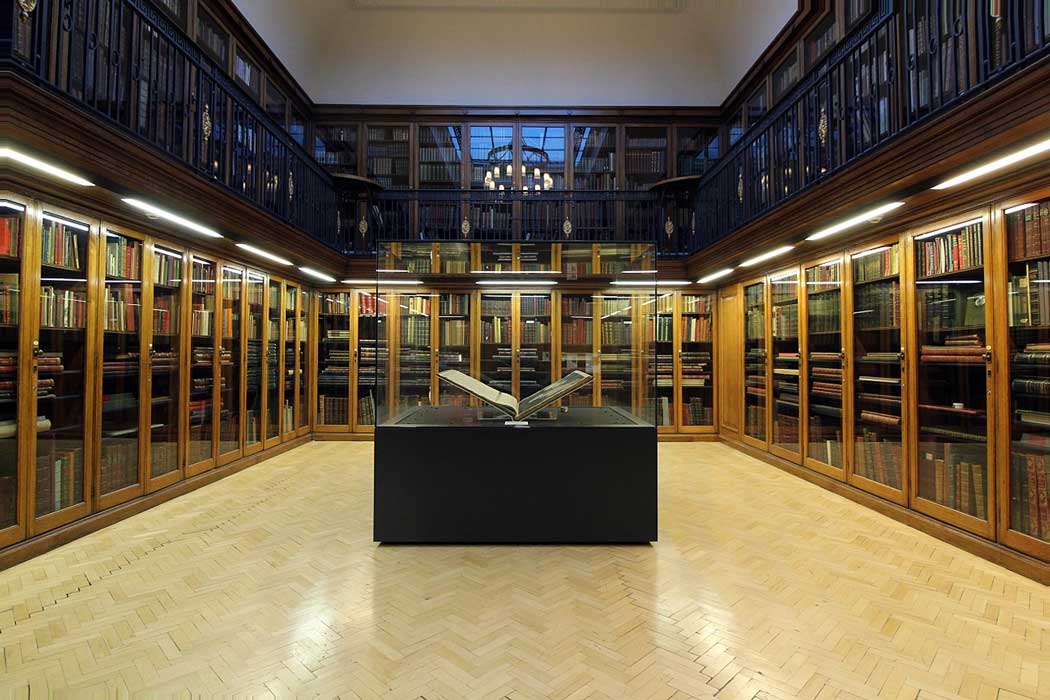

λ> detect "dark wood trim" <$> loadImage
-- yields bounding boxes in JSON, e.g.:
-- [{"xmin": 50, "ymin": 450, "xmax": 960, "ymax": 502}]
[{"xmin": 314, "ymin": 104, "xmax": 721, "ymax": 124}]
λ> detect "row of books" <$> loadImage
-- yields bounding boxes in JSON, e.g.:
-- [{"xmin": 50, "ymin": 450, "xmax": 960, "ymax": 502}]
[
  {"xmin": 419, "ymin": 164, "xmax": 461, "ymax": 184},
  {"xmin": 563, "ymin": 319, "xmax": 592, "ymax": 346},
  {"xmin": 922, "ymin": 448, "xmax": 987, "ymax": 518},
  {"xmin": 651, "ymin": 316, "xmax": 673, "ymax": 343},
  {"xmin": 191, "ymin": 306, "xmax": 214, "ymax": 336},
  {"xmin": 601, "ymin": 321, "xmax": 632, "ymax": 346},
  {"xmin": 916, "ymin": 223, "xmax": 984, "ymax": 278},
  {"xmin": 191, "ymin": 262, "xmax": 215, "ymax": 294},
  {"xmin": 855, "ymin": 431, "xmax": 903, "ymax": 488},
  {"xmin": 105, "ymin": 236, "xmax": 141, "ymax": 280},
  {"xmin": 683, "ymin": 316, "xmax": 712, "ymax": 343},
  {"xmin": 41, "ymin": 287, "xmax": 87, "ymax": 329},
  {"xmin": 441, "ymin": 319, "xmax": 469, "ymax": 346},
  {"xmin": 368, "ymin": 126, "xmax": 409, "ymax": 142},
  {"xmin": 401, "ymin": 317, "xmax": 430, "ymax": 346},
  {"xmin": 318, "ymin": 395, "xmax": 351, "ymax": 425},
  {"xmin": 481, "ymin": 298, "xmax": 512, "ymax": 316},
  {"xmin": 745, "ymin": 405, "xmax": 766, "ymax": 440},
  {"xmin": 521, "ymin": 297, "xmax": 551, "ymax": 316},
  {"xmin": 562, "ymin": 297, "xmax": 594, "ymax": 317},
  {"xmin": 99, "ymin": 439, "xmax": 139, "ymax": 495},
  {"xmin": 806, "ymin": 294, "xmax": 841, "ymax": 334},
  {"xmin": 920, "ymin": 336, "xmax": 986, "ymax": 364},
  {"xmin": 563, "ymin": 261, "xmax": 593, "ymax": 279},
  {"xmin": 682, "ymin": 295, "xmax": 713, "ymax": 314},
  {"xmin": 624, "ymin": 150, "xmax": 666, "ymax": 175},
  {"xmin": 41, "ymin": 220, "xmax": 82, "ymax": 271},
  {"xmin": 154, "ymin": 252, "xmax": 181, "ymax": 287},
  {"xmin": 0, "ymin": 217, "xmax": 20, "ymax": 258},
  {"xmin": 853, "ymin": 279, "xmax": 901, "ymax": 330},
  {"xmin": 1011, "ymin": 446, "xmax": 1050, "ymax": 540},
  {"xmin": 104, "ymin": 289, "xmax": 140, "ymax": 333},
  {"xmin": 481, "ymin": 318, "xmax": 509, "ymax": 344},
  {"xmin": 1006, "ymin": 199, "xmax": 1050, "ymax": 261},
  {"xmin": 775, "ymin": 414, "xmax": 801, "ymax": 447},
  {"xmin": 0, "ymin": 276, "xmax": 18, "ymax": 324},
  {"xmin": 682, "ymin": 397, "xmax": 712, "ymax": 426},
  {"xmin": 746, "ymin": 308, "xmax": 764, "ymax": 340},
  {"xmin": 35, "ymin": 446, "xmax": 83, "ymax": 516},
  {"xmin": 1008, "ymin": 259, "xmax": 1050, "ymax": 327},
  {"xmin": 522, "ymin": 321, "xmax": 550, "ymax": 345},
  {"xmin": 682, "ymin": 351, "xmax": 711, "ymax": 388},
  {"xmin": 853, "ymin": 244, "xmax": 899, "ymax": 283},
  {"xmin": 808, "ymin": 420, "xmax": 843, "ymax": 467},
  {"xmin": 0, "ymin": 377, "xmax": 54, "ymax": 403},
  {"xmin": 772, "ymin": 304, "xmax": 799, "ymax": 338}
]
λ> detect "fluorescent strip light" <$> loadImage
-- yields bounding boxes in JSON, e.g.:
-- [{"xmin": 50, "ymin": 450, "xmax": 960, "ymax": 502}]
[
  {"xmin": 470, "ymin": 270, "xmax": 562, "ymax": 275},
  {"xmin": 41, "ymin": 213, "xmax": 89, "ymax": 231},
  {"xmin": 932, "ymin": 137, "xmax": 1050, "ymax": 190},
  {"xmin": 916, "ymin": 280, "xmax": 982, "ymax": 285},
  {"xmin": 852, "ymin": 246, "xmax": 891, "ymax": 259},
  {"xmin": 154, "ymin": 247, "xmax": 183, "ymax": 259},
  {"xmin": 1005, "ymin": 203, "xmax": 1039, "ymax": 215},
  {"xmin": 806, "ymin": 202, "xmax": 906, "ymax": 241},
  {"xmin": 340, "ymin": 278, "xmax": 423, "ymax": 286},
  {"xmin": 477, "ymin": 280, "xmax": 557, "ymax": 286},
  {"xmin": 122, "ymin": 198, "xmax": 223, "ymax": 238},
  {"xmin": 698, "ymin": 268, "xmax": 733, "ymax": 284},
  {"xmin": 0, "ymin": 148, "xmax": 95, "ymax": 187},
  {"xmin": 621, "ymin": 270, "xmax": 658, "ymax": 275},
  {"xmin": 739, "ymin": 245, "xmax": 794, "ymax": 268},
  {"xmin": 610, "ymin": 280, "xmax": 691, "ymax": 287},
  {"xmin": 914, "ymin": 218, "xmax": 984, "ymax": 240},
  {"xmin": 377, "ymin": 268, "xmax": 409, "ymax": 273},
  {"xmin": 0, "ymin": 200, "xmax": 25, "ymax": 212},
  {"xmin": 236, "ymin": 243, "xmax": 292, "ymax": 266},
  {"xmin": 299, "ymin": 266, "xmax": 336, "ymax": 283}
]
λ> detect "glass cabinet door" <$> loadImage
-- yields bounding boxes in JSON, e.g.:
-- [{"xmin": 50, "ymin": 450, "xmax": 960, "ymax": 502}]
[
  {"xmin": 266, "ymin": 280, "xmax": 281, "ymax": 440},
  {"xmin": 480, "ymin": 293, "xmax": 513, "ymax": 393},
  {"xmin": 367, "ymin": 125, "xmax": 410, "ymax": 189},
  {"xmin": 188, "ymin": 257, "xmax": 217, "ymax": 469},
  {"xmin": 219, "ymin": 266, "xmax": 242, "ymax": 458},
  {"xmin": 914, "ymin": 220, "xmax": 990, "ymax": 525},
  {"xmin": 652, "ymin": 293, "xmax": 675, "ymax": 428},
  {"xmin": 600, "ymin": 294, "xmax": 633, "ymax": 409},
  {"xmin": 436, "ymin": 242, "xmax": 470, "ymax": 275},
  {"xmin": 317, "ymin": 292, "xmax": 350, "ymax": 428},
  {"xmin": 0, "ymin": 201, "xmax": 24, "ymax": 533},
  {"xmin": 681, "ymin": 293, "xmax": 715, "ymax": 429},
  {"xmin": 805, "ymin": 260, "xmax": 845, "ymax": 470},
  {"xmin": 298, "ymin": 289, "xmax": 309, "ymax": 430},
  {"xmin": 397, "ymin": 293, "xmax": 433, "ymax": 411},
  {"xmin": 438, "ymin": 293, "xmax": 471, "ymax": 406},
  {"xmin": 573, "ymin": 126, "xmax": 617, "ymax": 190},
  {"xmin": 36, "ymin": 213, "xmax": 91, "ymax": 518},
  {"xmin": 283, "ymin": 285, "xmax": 298, "ymax": 435},
  {"xmin": 771, "ymin": 270, "xmax": 801, "ymax": 455},
  {"xmin": 418, "ymin": 125, "xmax": 462, "ymax": 189},
  {"xmin": 851, "ymin": 243, "xmax": 904, "ymax": 493},
  {"xmin": 245, "ymin": 272, "xmax": 265, "ymax": 445},
  {"xmin": 99, "ymin": 230, "xmax": 144, "ymax": 499},
  {"xmin": 744, "ymin": 281, "xmax": 768, "ymax": 442},
  {"xmin": 356, "ymin": 291, "xmax": 387, "ymax": 428},
  {"xmin": 561, "ymin": 293, "xmax": 596, "ymax": 407},
  {"xmin": 519, "ymin": 293, "xmax": 552, "ymax": 398},
  {"xmin": 1004, "ymin": 200, "xmax": 1050, "ymax": 545},
  {"xmin": 149, "ymin": 245, "xmax": 182, "ymax": 481}
]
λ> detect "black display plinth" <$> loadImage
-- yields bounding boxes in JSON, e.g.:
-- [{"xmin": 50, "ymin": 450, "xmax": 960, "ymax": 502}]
[{"xmin": 374, "ymin": 406, "xmax": 657, "ymax": 543}]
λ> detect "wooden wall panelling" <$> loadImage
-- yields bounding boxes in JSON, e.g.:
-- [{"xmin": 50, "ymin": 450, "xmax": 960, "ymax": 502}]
[{"xmin": 717, "ymin": 283, "xmax": 743, "ymax": 438}]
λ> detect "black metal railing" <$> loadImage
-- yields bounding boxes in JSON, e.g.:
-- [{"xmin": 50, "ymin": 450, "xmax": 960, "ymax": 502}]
[
  {"xmin": 1, "ymin": 0, "xmax": 340, "ymax": 251},
  {"xmin": 339, "ymin": 189, "xmax": 693, "ymax": 256},
  {"xmin": 693, "ymin": 0, "xmax": 1050, "ymax": 251}
]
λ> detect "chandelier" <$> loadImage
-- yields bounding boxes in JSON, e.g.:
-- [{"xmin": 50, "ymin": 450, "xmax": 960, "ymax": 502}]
[{"xmin": 483, "ymin": 145, "xmax": 555, "ymax": 192}]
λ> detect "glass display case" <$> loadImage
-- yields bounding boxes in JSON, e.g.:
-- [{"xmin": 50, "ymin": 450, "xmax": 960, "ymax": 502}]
[
  {"xmin": 149, "ymin": 244, "xmax": 183, "ymax": 484},
  {"xmin": 744, "ymin": 280, "xmax": 768, "ymax": 443},
  {"xmin": 438, "ymin": 293, "xmax": 472, "ymax": 406},
  {"xmin": 680, "ymin": 293, "xmax": 715, "ymax": 429},
  {"xmin": 283, "ymin": 284, "xmax": 298, "ymax": 436},
  {"xmin": 266, "ymin": 279, "xmax": 281, "ymax": 442},
  {"xmin": 913, "ymin": 219, "xmax": 990, "ymax": 527},
  {"xmin": 0, "ymin": 202, "xmax": 23, "ymax": 532},
  {"xmin": 770, "ymin": 269, "xmax": 801, "ymax": 456},
  {"xmin": 219, "ymin": 266, "xmax": 242, "ymax": 459},
  {"xmin": 99, "ymin": 229, "xmax": 144, "ymax": 501},
  {"xmin": 851, "ymin": 242, "xmax": 904, "ymax": 495},
  {"xmin": 245, "ymin": 271, "xmax": 266, "ymax": 446},
  {"xmin": 805, "ymin": 259, "xmax": 845, "ymax": 471},
  {"xmin": 188, "ymin": 256, "xmax": 217, "ymax": 472}
]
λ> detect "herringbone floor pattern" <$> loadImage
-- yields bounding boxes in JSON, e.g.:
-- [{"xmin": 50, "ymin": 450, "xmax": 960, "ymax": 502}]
[{"xmin": 0, "ymin": 442, "xmax": 1047, "ymax": 698}]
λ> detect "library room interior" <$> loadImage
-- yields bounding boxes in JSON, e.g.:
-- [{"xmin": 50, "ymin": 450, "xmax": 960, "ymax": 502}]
[{"xmin": 3, "ymin": 0, "xmax": 1050, "ymax": 695}]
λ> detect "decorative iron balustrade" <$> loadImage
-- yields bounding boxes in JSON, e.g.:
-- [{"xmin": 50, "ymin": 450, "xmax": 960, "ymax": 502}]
[
  {"xmin": 692, "ymin": 0, "xmax": 1050, "ymax": 251},
  {"xmin": 1, "ymin": 0, "xmax": 339, "ymax": 251}
]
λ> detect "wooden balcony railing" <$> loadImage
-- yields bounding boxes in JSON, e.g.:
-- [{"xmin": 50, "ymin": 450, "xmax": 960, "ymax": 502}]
[
  {"xmin": 692, "ymin": 0, "xmax": 1050, "ymax": 251},
  {"xmin": 1, "ymin": 0, "xmax": 340, "ymax": 251}
]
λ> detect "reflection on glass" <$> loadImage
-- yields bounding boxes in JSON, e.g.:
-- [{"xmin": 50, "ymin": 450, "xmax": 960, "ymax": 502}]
[
  {"xmin": 806, "ymin": 261, "xmax": 844, "ymax": 467},
  {"xmin": 771, "ymin": 271, "xmax": 800, "ymax": 453},
  {"xmin": 246, "ymin": 272, "xmax": 265, "ymax": 445},
  {"xmin": 681, "ymin": 293, "xmax": 714, "ymax": 428},
  {"xmin": 100, "ymin": 231, "xmax": 143, "ymax": 495},
  {"xmin": 745, "ymin": 281, "xmax": 767, "ymax": 441},
  {"xmin": 189, "ymin": 257, "xmax": 216, "ymax": 467},
  {"xmin": 0, "ymin": 203, "xmax": 23, "ymax": 526},
  {"xmin": 219, "ymin": 267, "xmax": 242, "ymax": 455},
  {"xmin": 915, "ymin": 221, "xmax": 988, "ymax": 518},
  {"xmin": 852, "ymin": 243, "xmax": 903, "ymax": 489},
  {"xmin": 266, "ymin": 280, "xmax": 281, "ymax": 440},
  {"xmin": 573, "ymin": 126, "xmax": 616, "ymax": 190},
  {"xmin": 470, "ymin": 125, "xmax": 513, "ymax": 189},
  {"xmin": 35, "ymin": 214, "xmax": 89, "ymax": 516},
  {"xmin": 561, "ymin": 294, "xmax": 595, "ymax": 408},
  {"xmin": 317, "ymin": 292, "xmax": 350, "ymax": 427},
  {"xmin": 523, "ymin": 126, "xmax": 565, "ymax": 190},
  {"xmin": 438, "ymin": 242, "xmax": 470, "ymax": 275},
  {"xmin": 419, "ymin": 125, "xmax": 462, "ymax": 189},
  {"xmin": 439, "ymin": 293, "xmax": 471, "ymax": 406},
  {"xmin": 562, "ymin": 243, "xmax": 594, "ymax": 280}
]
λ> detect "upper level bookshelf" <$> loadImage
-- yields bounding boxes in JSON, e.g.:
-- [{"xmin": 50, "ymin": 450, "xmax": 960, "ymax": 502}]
[
  {"xmin": 624, "ymin": 127, "xmax": 668, "ymax": 191},
  {"xmin": 419, "ymin": 126, "xmax": 463, "ymax": 190},
  {"xmin": 573, "ymin": 127, "xmax": 617, "ymax": 191},
  {"xmin": 367, "ymin": 125, "xmax": 411, "ymax": 189}
]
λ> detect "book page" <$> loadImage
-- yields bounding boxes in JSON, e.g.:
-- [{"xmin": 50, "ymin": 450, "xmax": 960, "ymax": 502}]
[
  {"xmin": 438, "ymin": 370, "xmax": 518, "ymax": 419},
  {"xmin": 516, "ymin": 371, "xmax": 594, "ymax": 421}
]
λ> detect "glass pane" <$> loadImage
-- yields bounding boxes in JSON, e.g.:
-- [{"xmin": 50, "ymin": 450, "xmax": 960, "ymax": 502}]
[
  {"xmin": 265, "ymin": 81, "xmax": 287, "ymax": 127},
  {"xmin": 196, "ymin": 9, "xmax": 228, "ymax": 66},
  {"xmin": 100, "ymin": 231, "xmax": 143, "ymax": 495},
  {"xmin": 600, "ymin": 295, "xmax": 633, "ymax": 409},
  {"xmin": 234, "ymin": 50, "xmax": 260, "ymax": 99},
  {"xmin": 419, "ymin": 125, "xmax": 462, "ymax": 189},
  {"xmin": 681, "ymin": 293, "xmax": 715, "ymax": 427},
  {"xmin": 189, "ymin": 258, "xmax": 216, "ymax": 467},
  {"xmin": 519, "ymin": 244, "xmax": 553, "ymax": 273},
  {"xmin": 438, "ymin": 242, "xmax": 471, "ymax": 275},
  {"xmin": 266, "ymin": 280, "xmax": 281, "ymax": 439},
  {"xmin": 1006, "ymin": 200, "xmax": 1050, "ymax": 540},
  {"xmin": 562, "ymin": 243, "xmax": 594, "ymax": 280},
  {"xmin": 298, "ymin": 289, "xmax": 309, "ymax": 429},
  {"xmin": 367, "ymin": 125, "xmax": 410, "ymax": 189},
  {"xmin": 478, "ymin": 243, "xmax": 514, "ymax": 273},
  {"xmin": 676, "ymin": 127, "xmax": 718, "ymax": 177},
  {"xmin": 283, "ymin": 285, "xmax": 298, "ymax": 433},
  {"xmin": 573, "ymin": 126, "xmax": 616, "ymax": 190},
  {"xmin": 0, "ymin": 203, "xmax": 22, "ymax": 527},
  {"xmin": 470, "ymin": 125, "xmax": 514, "ymax": 190},
  {"xmin": 771, "ymin": 271, "xmax": 801, "ymax": 453},
  {"xmin": 852, "ymin": 243, "xmax": 903, "ymax": 489},
  {"xmin": 745, "ymin": 282, "xmax": 767, "ymax": 440},
  {"xmin": 397, "ymin": 294, "xmax": 432, "ymax": 411},
  {"xmin": 915, "ymin": 221, "xmax": 988, "ymax": 518},
  {"xmin": 652, "ymin": 293, "xmax": 674, "ymax": 427},
  {"xmin": 317, "ymin": 292, "xmax": 350, "ymax": 427},
  {"xmin": 314, "ymin": 126, "xmax": 358, "ymax": 175},
  {"xmin": 806, "ymin": 261, "xmax": 844, "ymax": 467},
  {"xmin": 480, "ymin": 293, "xmax": 513, "ymax": 394},
  {"xmin": 219, "ymin": 267, "xmax": 242, "ymax": 455},
  {"xmin": 36, "ymin": 214, "xmax": 90, "ymax": 516},
  {"xmin": 522, "ymin": 126, "xmax": 565, "ymax": 190},
  {"xmin": 357, "ymin": 291, "xmax": 388, "ymax": 426},
  {"xmin": 747, "ymin": 88, "xmax": 767, "ymax": 124},
  {"xmin": 520, "ymin": 293, "xmax": 552, "ymax": 399},
  {"xmin": 150, "ymin": 246, "xmax": 181, "ymax": 479},
  {"xmin": 438, "ymin": 293, "xmax": 472, "ymax": 406},
  {"xmin": 561, "ymin": 294, "xmax": 595, "ymax": 407},
  {"xmin": 246, "ymin": 272, "xmax": 265, "ymax": 445}
]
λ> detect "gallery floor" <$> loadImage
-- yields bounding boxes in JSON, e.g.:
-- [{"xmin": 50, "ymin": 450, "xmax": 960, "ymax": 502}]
[{"xmin": 0, "ymin": 442, "xmax": 1047, "ymax": 697}]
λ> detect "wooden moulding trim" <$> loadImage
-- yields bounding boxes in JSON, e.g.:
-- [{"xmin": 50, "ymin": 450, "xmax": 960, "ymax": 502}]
[
  {"xmin": 721, "ymin": 436, "xmax": 1050, "ymax": 585},
  {"xmin": 313, "ymin": 104, "xmax": 721, "ymax": 122},
  {"xmin": 0, "ymin": 436, "xmax": 311, "ymax": 572}
]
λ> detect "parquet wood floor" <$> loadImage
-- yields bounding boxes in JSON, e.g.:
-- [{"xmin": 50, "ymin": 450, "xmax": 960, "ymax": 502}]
[{"xmin": 0, "ymin": 441, "xmax": 1048, "ymax": 698}]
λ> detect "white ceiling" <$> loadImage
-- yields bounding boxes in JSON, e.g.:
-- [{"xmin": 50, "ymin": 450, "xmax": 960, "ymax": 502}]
[{"xmin": 235, "ymin": 0, "xmax": 797, "ymax": 107}]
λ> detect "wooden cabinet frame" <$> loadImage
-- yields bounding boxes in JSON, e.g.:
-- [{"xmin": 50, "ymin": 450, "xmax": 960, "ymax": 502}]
[
  {"xmin": 678, "ymin": 289, "xmax": 720, "ymax": 435},
  {"xmin": 262, "ymin": 276, "xmax": 284, "ymax": 450},
  {"xmin": 217, "ymin": 262, "xmax": 246, "ymax": 466},
  {"xmin": 741, "ymin": 275, "xmax": 771, "ymax": 452},
  {"xmin": 185, "ymin": 251, "xmax": 221, "ymax": 478},
  {"xmin": 769, "ymin": 265, "xmax": 803, "ymax": 465}
]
